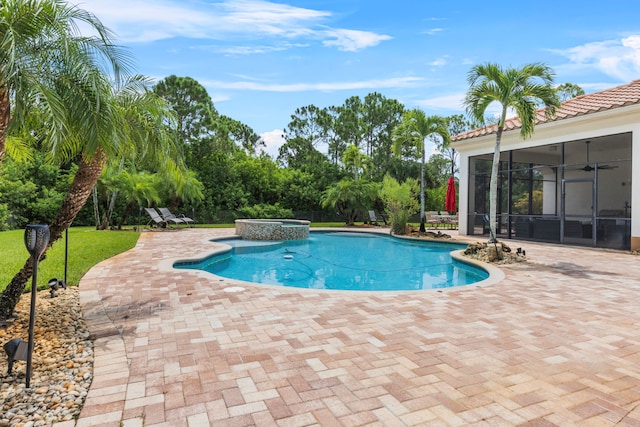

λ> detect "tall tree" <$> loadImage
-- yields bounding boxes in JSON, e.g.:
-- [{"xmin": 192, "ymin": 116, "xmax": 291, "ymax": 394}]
[
  {"xmin": 0, "ymin": 0, "xmax": 130, "ymax": 168},
  {"xmin": 464, "ymin": 62, "xmax": 559, "ymax": 242},
  {"xmin": 215, "ymin": 115, "xmax": 263, "ymax": 155},
  {"xmin": 339, "ymin": 96, "xmax": 364, "ymax": 149},
  {"xmin": 318, "ymin": 106, "xmax": 345, "ymax": 165},
  {"xmin": 441, "ymin": 114, "xmax": 472, "ymax": 176},
  {"xmin": 556, "ymin": 82, "xmax": 585, "ymax": 101},
  {"xmin": 277, "ymin": 136, "xmax": 323, "ymax": 170},
  {"xmin": 361, "ymin": 93, "xmax": 404, "ymax": 179},
  {"xmin": 153, "ymin": 75, "xmax": 217, "ymax": 165},
  {"xmin": 342, "ymin": 144, "xmax": 371, "ymax": 180},
  {"xmin": 392, "ymin": 110, "xmax": 449, "ymax": 232},
  {"xmin": 153, "ymin": 75, "xmax": 217, "ymax": 145},
  {"xmin": 284, "ymin": 105, "xmax": 325, "ymax": 147}
]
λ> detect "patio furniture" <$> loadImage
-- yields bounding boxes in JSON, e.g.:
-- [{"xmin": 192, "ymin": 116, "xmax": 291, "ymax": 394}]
[
  {"xmin": 424, "ymin": 211, "xmax": 440, "ymax": 229},
  {"xmin": 144, "ymin": 207, "xmax": 183, "ymax": 228},
  {"xmin": 158, "ymin": 207, "xmax": 194, "ymax": 227},
  {"xmin": 441, "ymin": 214, "xmax": 458, "ymax": 230},
  {"xmin": 368, "ymin": 210, "xmax": 387, "ymax": 226}
]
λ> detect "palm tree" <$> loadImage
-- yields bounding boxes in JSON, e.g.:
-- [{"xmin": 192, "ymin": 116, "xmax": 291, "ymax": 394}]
[
  {"xmin": 110, "ymin": 170, "xmax": 161, "ymax": 229},
  {"xmin": 342, "ymin": 144, "xmax": 372, "ymax": 180},
  {"xmin": 392, "ymin": 109, "xmax": 449, "ymax": 232},
  {"xmin": 162, "ymin": 169, "xmax": 205, "ymax": 212},
  {"xmin": 321, "ymin": 179, "xmax": 379, "ymax": 226},
  {"xmin": 464, "ymin": 62, "xmax": 559, "ymax": 242},
  {"xmin": 0, "ymin": 0, "xmax": 131, "ymax": 168},
  {"xmin": 0, "ymin": 75, "xmax": 181, "ymax": 319}
]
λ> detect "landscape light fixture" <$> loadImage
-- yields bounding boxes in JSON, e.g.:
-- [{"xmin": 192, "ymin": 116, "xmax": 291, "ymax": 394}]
[
  {"xmin": 48, "ymin": 278, "xmax": 66, "ymax": 298},
  {"xmin": 23, "ymin": 224, "xmax": 50, "ymax": 388}
]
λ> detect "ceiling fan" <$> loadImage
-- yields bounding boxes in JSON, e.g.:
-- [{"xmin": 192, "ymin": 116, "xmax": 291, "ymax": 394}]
[{"xmin": 576, "ymin": 141, "xmax": 618, "ymax": 172}]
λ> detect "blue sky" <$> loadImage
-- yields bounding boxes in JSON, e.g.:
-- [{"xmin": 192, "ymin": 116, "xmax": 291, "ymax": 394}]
[{"xmin": 73, "ymin": 0, "xmax": 640, "ymax": 157}]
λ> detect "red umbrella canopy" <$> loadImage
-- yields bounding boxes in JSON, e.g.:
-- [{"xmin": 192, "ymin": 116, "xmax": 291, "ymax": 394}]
[{"xmin": 445, "ymin": 176, "xmax": 456, "ymax": 214}]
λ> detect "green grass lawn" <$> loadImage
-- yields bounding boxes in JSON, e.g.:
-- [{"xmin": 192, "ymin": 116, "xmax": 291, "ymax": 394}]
[{"xmin": 0, "ymin": 227, "xmax": 140, "ymax": 293}]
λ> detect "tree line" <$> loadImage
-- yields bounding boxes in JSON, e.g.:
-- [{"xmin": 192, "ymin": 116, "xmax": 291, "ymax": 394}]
[{"xmin": 1, "ymin": 74, "xmax": 467, "ymax": 229}]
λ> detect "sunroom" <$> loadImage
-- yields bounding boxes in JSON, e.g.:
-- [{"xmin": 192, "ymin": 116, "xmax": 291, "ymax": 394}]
[{"xmin": 451, "ymin": 79, "xmax": 640, "ymax": 251}]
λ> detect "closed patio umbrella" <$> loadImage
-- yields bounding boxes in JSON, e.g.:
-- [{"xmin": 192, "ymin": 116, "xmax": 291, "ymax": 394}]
[{"xmin": 445, "ymin": 176, "xmax": 456, "ymax": 214}]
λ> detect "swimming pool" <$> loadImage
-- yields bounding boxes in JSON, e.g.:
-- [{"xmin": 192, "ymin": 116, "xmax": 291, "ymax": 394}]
[{"xmin": 175, "ymin": 232, "xmax": 489, "ymax": 291}]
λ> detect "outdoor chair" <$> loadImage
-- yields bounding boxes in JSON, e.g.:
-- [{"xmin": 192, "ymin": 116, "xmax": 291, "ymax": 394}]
[
  {"xmin": 442, "ymin": 214, "xmax": 458, "ymax": 230},
  {"xmin": 144, "ymin": 207, "xmax": 167, "ymax": 228},
  {"xmin": 158, "ymin": 207, "xmax": 194, "ymax": 227},
  {"xmin": 368, "ymin": 210, "xmax": 387, "ymax": 226},
  {"xmin": 144, "ymin": 207, "xmax": 183, "ymax": 228},
  {"xmin": 424, "ymin": 211, "xmax": 441, "ymax": 229}
]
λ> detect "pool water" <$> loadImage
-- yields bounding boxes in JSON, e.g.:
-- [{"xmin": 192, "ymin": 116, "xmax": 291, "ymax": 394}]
[{"xmin": 176, "ymin": 232, "xmax": 489, "ymax": 291}]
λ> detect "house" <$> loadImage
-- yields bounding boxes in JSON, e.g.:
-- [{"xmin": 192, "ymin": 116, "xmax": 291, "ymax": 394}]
[{"xmin": 451, "ymin": 79, "xmax": 640, "ymax": 251}]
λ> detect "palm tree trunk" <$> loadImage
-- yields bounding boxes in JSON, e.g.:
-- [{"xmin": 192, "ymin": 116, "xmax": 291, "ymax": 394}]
[
  {"xmin": 117, "ymin": 199, "xmax": 136, "ymax": 229},
  {"xmin": 92, "ymin": 186, "xmax": 101, "ymax": 229},
  {"xmin": 419, "ymin": 143, "xmax": 426, "ymax": 233},
  {"xmin": 105, "ymin": 157, "xmax": 125, "ymax": 228},
  {"xmin": 0, "ymin": 85, "xmax": 11, "ymax": 168},
  {"xmin": 489, "ymin": 128, "xmax": 503, "ymax": 243},
  {"xmin": 0, "ymin": 151, "xmax": 106, "ymax": 319}
]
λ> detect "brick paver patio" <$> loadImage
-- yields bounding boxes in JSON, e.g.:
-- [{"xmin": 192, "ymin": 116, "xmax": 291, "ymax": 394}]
[{"xmin": 75, "ymin": 228, "xmax": 640, "ymax": 426}]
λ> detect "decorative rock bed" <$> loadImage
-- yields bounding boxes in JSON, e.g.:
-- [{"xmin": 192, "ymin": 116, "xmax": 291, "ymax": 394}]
[
  {"xmin": 235, "ymin": 219, "xmax": 310, "ymax": 240},
  {"xmin": 463, "ymin": 241, "xmax": 527, "ymax": 264}
]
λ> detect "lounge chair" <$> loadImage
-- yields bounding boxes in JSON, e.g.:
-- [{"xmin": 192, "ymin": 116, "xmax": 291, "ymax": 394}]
[
  {"xmin": 368, "ymin": 210, "xmax": 387, "ymax": 226},
  {"xmin": 158, "ymin": 207, "xmax": 194, "ymax": 227},
  {"xmin": 144, "ymin": 207, "xmax": 183, "ymax": 228}
]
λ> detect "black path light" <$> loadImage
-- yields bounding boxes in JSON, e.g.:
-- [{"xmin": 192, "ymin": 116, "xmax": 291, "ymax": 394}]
[{"xmin": 23, "ymin": 224, "xmax": 50, "ymax": 388}]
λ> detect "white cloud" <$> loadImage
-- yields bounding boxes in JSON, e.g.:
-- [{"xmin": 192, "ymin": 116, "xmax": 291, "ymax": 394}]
[
  {"xmin": 211, "ymin": 94, "xmax": 230, "ymax": 104},
  {"xmin": 202, "ymin": 76, "xmax": 424, "ymax": 92},
  {"xmin": 576, "ymin": 82, "xmax": 620, "ymax": 91},
  {"xmin": 415, "ymin": 92, "xmax": 509, "ymax": 120},
  {"xmin": 423, "ymin": 28, "xmax": 444, "ymax": 35},
  {"xmin": 416, "ymin": 93, "xmax": 465, "ymax": 110},
  {"xmin": 259, "ymin": 129, "xmax": 286, "ymax": 159},
  {"xmin": 322, "ymin": 29, "xmax": 392, "ymax": 51},
  {"xmin": 552, "ymin": 35, "xmax": 640, "ymax": 82},
  {"xmin": 71, "ymin": 0, "xmax": 390, "ymax": 51},
  {"xmin": 202, "ymin": 42, "xmax": 308, "ymax": 55},
  {"xmin": 429, "ymin": 57, "xmax": 447, "ymax": 67}
]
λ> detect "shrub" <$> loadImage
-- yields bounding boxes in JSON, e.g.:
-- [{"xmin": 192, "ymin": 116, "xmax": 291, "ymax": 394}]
[
  {"xmin": 0, "ymin": 204, "xmax": 9, "ymax": 231},
  {"xmin": 379, "ymin": 175, "xmax": 419, "ymax": 235},
  {"xmin": 237, "ymin": 203, "xmax": 294, "ymax": 219}
]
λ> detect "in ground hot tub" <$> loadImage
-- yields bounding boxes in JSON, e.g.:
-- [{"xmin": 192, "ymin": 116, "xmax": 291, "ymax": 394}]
[{"xmin": 235, "ymin": 219, "xmax": 310, "ymax": 240}]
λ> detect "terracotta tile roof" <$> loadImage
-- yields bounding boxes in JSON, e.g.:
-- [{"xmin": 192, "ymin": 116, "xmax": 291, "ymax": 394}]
[{"xmin": 452, "ymin": 79, "xmax": 640, "ymax": 142}]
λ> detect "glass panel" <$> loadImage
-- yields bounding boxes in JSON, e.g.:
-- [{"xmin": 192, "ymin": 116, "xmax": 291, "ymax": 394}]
[
  {"xmin": 596, "ymin": 218, "xmax": 630, "ymax": 250},
  {"xmin": 565, "ymin": 181, "xmax": 593, "ymax": 216},
  {"xmin": 563, "ymin": 180, "xmax": 593, "ymax": 245}
]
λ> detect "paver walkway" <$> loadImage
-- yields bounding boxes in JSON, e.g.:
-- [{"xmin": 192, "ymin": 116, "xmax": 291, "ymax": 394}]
[{"xmin": 76, "ymin": 228, "xmax": 640, "ymax": 426}]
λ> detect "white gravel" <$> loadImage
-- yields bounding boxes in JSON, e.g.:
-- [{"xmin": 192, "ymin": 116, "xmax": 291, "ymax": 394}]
[{"xmin": 0, "ymin": 287, "xmax": 92, "ymax": 426}]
